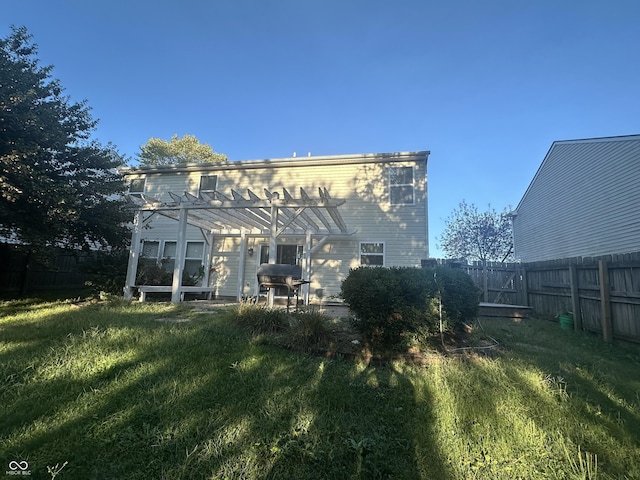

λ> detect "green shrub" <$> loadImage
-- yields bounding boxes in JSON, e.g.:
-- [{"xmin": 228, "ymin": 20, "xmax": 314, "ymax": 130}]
[
  {"xmin": 340, "ymin": 266, "xmax": 479, "ymax": 351},
  {"xmin": 80, "ymin": 249, "xmax": 128, "ymax": 295},
  {"xmin": 135, "ymin": 259, "xmax": 203, "ymax": 287},
  {"xmin": 288, "ymin": 308, "xmax": 332, "ymax": 352},
  {"xmin": 135, "ymin": 258, "xmax": 173, "ymax": 286},
  {"xmin": 340, "ymin": 267, "xmax": 439, "ymax": 350},
  {"xmin": 431, "ymin": 266, "xmax": 481, "ymax": 324},
  {"xmin": 231, "ymin": 303, "xmax": 289, "ymax": 335}
]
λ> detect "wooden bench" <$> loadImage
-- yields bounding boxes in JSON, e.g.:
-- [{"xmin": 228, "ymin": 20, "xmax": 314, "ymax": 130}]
[{"xmin": 136, "ymin": 285, "xmax": 215, "ymax": 302}]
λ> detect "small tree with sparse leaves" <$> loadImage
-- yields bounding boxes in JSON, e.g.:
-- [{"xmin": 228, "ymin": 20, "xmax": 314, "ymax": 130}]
[
  {"xmin": 439, "ymin": 200, "xmax": 514, "ymax": 264},
  {"xmin": 439, "ymin": 201, "xmax": 514, "ymax": 301}
]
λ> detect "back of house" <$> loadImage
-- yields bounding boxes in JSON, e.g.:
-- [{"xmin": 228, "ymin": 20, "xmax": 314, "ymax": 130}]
[{"xmin": 122, "ymin": 151, "xmax": 430, "ymax": 303}]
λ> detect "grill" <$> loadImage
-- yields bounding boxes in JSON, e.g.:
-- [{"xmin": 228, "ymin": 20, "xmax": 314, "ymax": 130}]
[{"xmin": 257, "ymin": 263, "xmax": 310, "ymax": 312}]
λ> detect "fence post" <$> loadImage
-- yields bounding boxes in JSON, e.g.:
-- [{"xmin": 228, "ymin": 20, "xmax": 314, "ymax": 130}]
[
  {"xmin": 519, "ymin": 267, "xmax": 528, "ymax": 306},
  {"xmin": 19, "ymin": 250, "xmax": 32, "ymax": 296},
  {"xmin": 569, "ymin": 264, "xmax": 582, "ymax": 331},
  {"xmin": 598, "ymin": 259, "xmax": 613, "ymax": 342},
  {"xmin": 482, "ymin": 262, "xmax": 488, "ymax": 303}
]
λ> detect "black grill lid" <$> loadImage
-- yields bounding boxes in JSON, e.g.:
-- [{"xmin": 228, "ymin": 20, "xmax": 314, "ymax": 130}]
[{"xmin": 257, "ymin": 263, "xmax": 302, "ymax": 279}]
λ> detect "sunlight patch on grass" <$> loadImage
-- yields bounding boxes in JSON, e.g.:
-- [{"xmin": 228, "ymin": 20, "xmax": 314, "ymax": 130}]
[{"xmin": 1, "ymin": 301, "xmax": 639, "ymax": 479}]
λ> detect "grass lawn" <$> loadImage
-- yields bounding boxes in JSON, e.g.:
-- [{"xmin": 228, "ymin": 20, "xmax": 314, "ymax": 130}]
[{"xmin": 1, "ymin": 299, "xmax": 639, "ymax": 479}]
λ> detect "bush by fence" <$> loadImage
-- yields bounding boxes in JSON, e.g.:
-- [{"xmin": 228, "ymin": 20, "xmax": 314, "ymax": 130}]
[{"xmin": 340, "ymin": 266, "xmax": 479, "ymax": 351}]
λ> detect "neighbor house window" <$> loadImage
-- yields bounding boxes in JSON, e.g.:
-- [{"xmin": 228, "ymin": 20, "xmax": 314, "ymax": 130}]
[
  {"xmin": 360, "ymin": 242, "xmax": 385, "ymax": 266},
  {"xmin": 129, "ymin": 178, "xmax": 146, "ymax": 197},
  {"xmin": 199, "ymin": 175, "xmax": 217, "ymax": 195},
  {"xmin": 389, "ymin": 166, "xmax": 414, "ymax": 205}
]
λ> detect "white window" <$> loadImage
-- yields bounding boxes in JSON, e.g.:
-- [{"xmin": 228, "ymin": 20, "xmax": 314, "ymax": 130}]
[
  {"xmin": 141, "ymin": 240, "xmax": 204, "ymax": 282},
  {"xmin": 389, "ymin": 166, "xmax": 414, "ymax": 205},
  {"xmin": 184, "ymin": 241, "xmax": 205, "ymax": 280},
  {"xmin": 199, "ymin": 175, "xmax": 217, "ymax": 195},
  {"xmin": 128, "ymin": 178, "xmax": 146, "ymax": 197},
  {"xmin": 140, "ymin": 240, "xmax": 159, "ymax": 258},
  {"xmin": 360, "ymin": 242, "xmax": 385, "ymax": 266},
  {"xmin": 162, "ymin": 241, "xmax": 177, "ymax": 272}
]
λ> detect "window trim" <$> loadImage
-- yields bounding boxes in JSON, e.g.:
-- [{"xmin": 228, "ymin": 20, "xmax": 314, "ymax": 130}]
[
  {"xmin": 389, "ymin": 165, "xmax": 415, "ymax": 206},
  {"xmin": 140, "ymin": 240, "xmax": 160, "ymax": 259},
  {"xmin": 198, "ymin": 175, "xmax": 218, "ymax": 195},
  {"xmin": 128, "ymin": 178, "xmax": 146, "ymax": 197},
  {"xmin": 359, "ymin": 241, "xmax": 385, "ymax": 266}
]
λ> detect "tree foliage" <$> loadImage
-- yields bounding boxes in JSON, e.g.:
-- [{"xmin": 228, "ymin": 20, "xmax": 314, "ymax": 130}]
[
  {"xmin": 138, "ymin": 134, "xmax": 227, "ymax": 166},
  {"xmin": 439, "ymin": 200, "xmax": 514, "ymax": 264},
  {"xmin": 0, "ymin": 27, "xmax": 131, "ymax": 253}
]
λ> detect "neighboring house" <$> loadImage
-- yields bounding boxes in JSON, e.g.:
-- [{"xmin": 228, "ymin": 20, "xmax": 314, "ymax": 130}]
[
  {"xmin": 512, "ymin": 134, "xmax": 640, "ymax": 263},
  {"xmin": 122, "ymin": 151, "xmax": 430, "ymax": 302}
]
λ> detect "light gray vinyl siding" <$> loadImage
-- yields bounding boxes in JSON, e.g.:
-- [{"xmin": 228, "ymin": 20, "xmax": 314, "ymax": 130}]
[
  {"xmin": 513, "ymin": 136, "xmax": 640, "ymax": 262},
  {"xmin": 125, "ymin": 152, "xmax": 429, "ymax": 300}
]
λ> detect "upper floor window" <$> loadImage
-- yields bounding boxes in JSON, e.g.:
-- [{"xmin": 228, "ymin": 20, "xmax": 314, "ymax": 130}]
[
  {"xmin": 389, "ymin": 166, "xmax": 414, "ymax": 205},
  {"xmin": 128, "ymin": 178, "xmax": 146, "ymax": 197},
  {"xmin": 199, "ymin": 175, "xmax": 217, "ymax": 195},
  {"xmin": 360, "ymin": 242, "xmax": 384, "ymax": 266}
]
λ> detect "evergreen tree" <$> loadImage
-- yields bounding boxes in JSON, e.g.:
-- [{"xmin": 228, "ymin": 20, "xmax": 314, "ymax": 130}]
[{"xmin": 0, "ymin": 26, "xmax": 130, "ymax": 253}]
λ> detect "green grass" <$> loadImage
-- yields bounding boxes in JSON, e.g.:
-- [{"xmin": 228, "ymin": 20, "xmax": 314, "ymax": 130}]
[{"xmin": 1, "ymin": 300, "xmax": 639, "ymax": 479}]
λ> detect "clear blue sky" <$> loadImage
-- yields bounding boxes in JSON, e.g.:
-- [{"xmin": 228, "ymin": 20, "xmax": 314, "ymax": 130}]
[{"xmin": 4, "ymin": 0, "xmax": 639, "ymax": 257}]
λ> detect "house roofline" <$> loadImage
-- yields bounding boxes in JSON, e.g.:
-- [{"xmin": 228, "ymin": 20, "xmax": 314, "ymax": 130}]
[
  {"xmin": 514, "ymin": 134, "xmax": 640, "ymax": 214},
  {"xmin": 121, "ymin": 150, "xmax": 430, "ymax": 175},
  {"xmin": 551, "ymin": 133, "xmax": 640, "ymax": 145}
]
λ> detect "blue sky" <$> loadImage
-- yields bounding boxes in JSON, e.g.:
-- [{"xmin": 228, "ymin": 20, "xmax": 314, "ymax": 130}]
[{"xmin": 4, "ymin": 0, "xmax": 639, "ymax": 257}]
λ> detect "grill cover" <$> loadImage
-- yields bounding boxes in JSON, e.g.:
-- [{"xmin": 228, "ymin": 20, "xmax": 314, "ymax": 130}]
[
  {"xmin": 257, "ymin": 264, "xmax": 304, "ymax": 289},
  {"xmin": 257, "ymin": 263, "xmax": 302, "ymax": 279}
]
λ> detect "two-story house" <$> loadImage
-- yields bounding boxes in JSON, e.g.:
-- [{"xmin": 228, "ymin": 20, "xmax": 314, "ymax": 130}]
[{"xmin": 122, "ymin": 150, "xmax": 430, "ymax": 303}]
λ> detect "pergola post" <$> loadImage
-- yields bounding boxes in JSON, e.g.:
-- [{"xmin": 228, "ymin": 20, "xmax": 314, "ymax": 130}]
[
  {"xmin": 267, "ymin": 196, "xmax": 279, "ymax": 307},
  {"xmin": 237, "ymin": 230, "xmax": 247, "ymax": 301},
  {"xmin": 202, "ymin": 231, "xmax": 214, "ymax": 297},
  {"xmin": 171, "ymin": 206, "xmax": 188, "ymax": 302},
  {"xmin": 124, "ymin": 209, "xmax": 143, "ymax": 300},
  {"xmin": 304, "ymin": 230, "xmax": 312, "ymax": 305}
]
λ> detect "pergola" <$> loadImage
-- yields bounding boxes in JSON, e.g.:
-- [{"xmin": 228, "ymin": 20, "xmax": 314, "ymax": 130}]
[{"xmin": 123, "ymin": 187, "xmax": 353, "ymax": 303}]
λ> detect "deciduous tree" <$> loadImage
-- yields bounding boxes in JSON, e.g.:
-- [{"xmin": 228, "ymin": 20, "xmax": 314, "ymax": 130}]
[
  {"xmin": 439, "ymin": 200, "xmax": 514, "ymax": 264},
  {"xmin": 0, "ymin": 26, "xmax": 131, "ymax": 254},
  {"xmin": 138, "ymin": 134, "xmax": 227, "ymax": 166}
]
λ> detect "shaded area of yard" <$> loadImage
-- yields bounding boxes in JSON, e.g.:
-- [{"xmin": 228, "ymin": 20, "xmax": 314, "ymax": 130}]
[{"xmin": 0, "ymin": 299, "xmax": 639, "ymax": 479}]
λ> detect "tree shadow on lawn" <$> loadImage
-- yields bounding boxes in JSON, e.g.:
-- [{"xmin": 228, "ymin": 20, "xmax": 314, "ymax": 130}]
[
  {"xmin": 261, "ymin": 359, "xmax": 453, "ymax": 480},
  {"xmin": 0, "ymin": 302, "xmax": 455, "ymax": 479},
  {"xmin": 470, "ymin": 317, "xmax": 640, "ymax": 479}
]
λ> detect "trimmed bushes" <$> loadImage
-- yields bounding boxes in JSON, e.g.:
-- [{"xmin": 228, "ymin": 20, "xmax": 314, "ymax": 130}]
[{"xmin": 340, "ymin": 266, "xmax": 479, "ymax": 350}]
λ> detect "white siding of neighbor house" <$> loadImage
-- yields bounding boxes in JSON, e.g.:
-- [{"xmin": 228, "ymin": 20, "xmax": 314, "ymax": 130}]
[
  {"xmin": 125, "ymin": 152, "xmax": 429, "ymax": 300},
  {"xmin": 513, "ymin": 135, "xmax": 640, "ymax": 263}
]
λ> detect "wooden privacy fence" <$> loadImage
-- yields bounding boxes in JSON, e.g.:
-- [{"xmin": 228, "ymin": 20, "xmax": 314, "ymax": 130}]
[
  {"xmin": 0, "ymin": 245, "xmax": 92, "ymax": 296},
  {"xmin": 454, "ymin": 253, "xmax": 640, "ymax": 344},
  {"xmin": 459, "ymin": 261, "xmax": 527, "ymax": 305}
]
